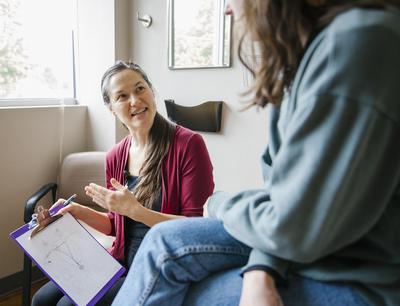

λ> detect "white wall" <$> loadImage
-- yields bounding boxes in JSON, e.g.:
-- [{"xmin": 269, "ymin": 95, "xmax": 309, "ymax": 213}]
[
  {"xmin": 76, "ymin": 0, "xmax": 117, "ymax": 151},
  {"xmin": 0, "ymin": 106, "xmax": 86, "ymax": 279},
  {"xmin": 131, "ymin": 0, "xmax": 268, "ymax": 193}
]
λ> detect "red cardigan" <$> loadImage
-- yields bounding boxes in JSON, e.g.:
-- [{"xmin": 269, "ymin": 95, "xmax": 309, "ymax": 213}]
[{"xmin": 105, "ymin": 125, "xmax": 214, "ymax": 262}]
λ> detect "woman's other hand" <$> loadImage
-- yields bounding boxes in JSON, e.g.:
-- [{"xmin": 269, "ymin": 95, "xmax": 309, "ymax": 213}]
[
  {"xmin": 240, "ymin": 270, "xmax": 283, "ymax": 306},
  {"xmin": 85, "ymin": 178, "xmax": 142, "ymax": 219}
]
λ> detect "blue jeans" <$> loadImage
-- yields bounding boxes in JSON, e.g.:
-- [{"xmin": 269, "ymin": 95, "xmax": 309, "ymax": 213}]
[{"xmin": 112, "ymin": 218, "xmax": 368, "ymax": 306}]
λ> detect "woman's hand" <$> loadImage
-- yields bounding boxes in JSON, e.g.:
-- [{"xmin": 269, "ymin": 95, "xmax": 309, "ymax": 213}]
[
  {"xmin": 50, "ymin": 199, "xmax": 86, "ymax": 220},
  {"xmin": 239, "ymin": 270, "xmax": 283, "ymax": 306},
  {"xmin": 85, "ymin": 178, "xmax": 142, "ymax": 219},
  {"xmin": 48, "ymin": 198, "xmax": 112, "ymax": 234}
]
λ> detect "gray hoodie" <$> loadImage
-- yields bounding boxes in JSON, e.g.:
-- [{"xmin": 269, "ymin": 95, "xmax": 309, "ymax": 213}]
[{"xmin": 208, "ymin": 6, "xmax": 400, "ymax": 306}]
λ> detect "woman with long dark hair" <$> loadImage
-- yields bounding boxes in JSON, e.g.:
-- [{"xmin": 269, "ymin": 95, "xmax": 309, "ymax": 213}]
[{"xmin": 31, "ymin": 61, "xmax": 214, "ymax": 305}]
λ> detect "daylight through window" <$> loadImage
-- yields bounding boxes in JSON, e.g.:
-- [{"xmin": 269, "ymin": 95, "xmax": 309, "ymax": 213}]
[{"xmin": 0, "ymin": 0, "xmax": 76, "ymax": 104}]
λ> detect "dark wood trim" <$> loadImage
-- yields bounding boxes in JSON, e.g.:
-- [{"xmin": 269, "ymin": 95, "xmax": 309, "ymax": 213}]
[{"xmin": 0, "ymin": 267, "xmax": 45, "ymax": 298}]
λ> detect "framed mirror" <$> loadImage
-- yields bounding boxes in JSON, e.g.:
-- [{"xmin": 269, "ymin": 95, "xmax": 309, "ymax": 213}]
[{"xmin": 168, "ymin": 0, "xmax": 232, "ymax": 70}]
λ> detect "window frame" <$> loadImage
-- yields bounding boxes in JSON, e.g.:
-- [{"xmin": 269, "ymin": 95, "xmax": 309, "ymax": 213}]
[{"xmin": 0, "ymin": 98, "xmax": 77, "ymax": 107}]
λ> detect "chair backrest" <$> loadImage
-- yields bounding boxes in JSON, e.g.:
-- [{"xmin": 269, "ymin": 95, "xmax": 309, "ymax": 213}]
[
  {"xmin": 58, "ymin": 151, "xmax": 115, "ymax": 248},
  {"xmin": 57, "ymin": 151, "xmax": 106, "ymax": 211}
]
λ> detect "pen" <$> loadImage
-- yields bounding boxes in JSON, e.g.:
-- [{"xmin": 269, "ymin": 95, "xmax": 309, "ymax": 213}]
[
  {"xmin": 49, "ymin": 193, "xmax": 77, "ymax": 217},
  {"xmin": 62, "ymin": 194, "xmax": 77, "ymax": 207}
]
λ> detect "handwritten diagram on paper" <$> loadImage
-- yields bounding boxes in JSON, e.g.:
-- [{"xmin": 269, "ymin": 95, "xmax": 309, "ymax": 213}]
[
  {"xmin": 16, "ymin": 213, "xmax": 122, "ymax": 305},
  {"xmin": 43, "ymin": 229, "xmax": 85, "ymax": 270}
]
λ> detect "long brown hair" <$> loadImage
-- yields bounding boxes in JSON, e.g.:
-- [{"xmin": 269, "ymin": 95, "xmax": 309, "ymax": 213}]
[
  {"xmin": 101, "ymin": 61, "xmax": 176, "ymax": 208},
  {"xmin": 239, "ymin": 0, "xmax": 400, "ymax": 108}
]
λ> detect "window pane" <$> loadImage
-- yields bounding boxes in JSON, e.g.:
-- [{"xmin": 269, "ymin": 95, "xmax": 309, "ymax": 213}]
[
  {"xmin": 174, "ymin": 0, "xmax": 222, "ymax": 67},
  {"xmin": 0, "ymin": 0, "xmax": 75, "ymax": 100}
]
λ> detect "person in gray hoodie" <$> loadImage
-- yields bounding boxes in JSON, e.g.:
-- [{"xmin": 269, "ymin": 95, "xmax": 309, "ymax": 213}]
[{"xmin": 112, "ymin": 1, "xmax": 400, "ymax": 305}]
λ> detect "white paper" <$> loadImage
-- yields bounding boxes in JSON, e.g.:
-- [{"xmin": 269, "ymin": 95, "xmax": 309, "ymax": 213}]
[{"xmin": 16, "ymin": 213, "xmax": 122, "ymax": 306}]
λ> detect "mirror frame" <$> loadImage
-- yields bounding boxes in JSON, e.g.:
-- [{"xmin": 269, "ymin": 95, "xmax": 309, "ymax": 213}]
[{"xmin": 167, "ymin": 0, "xmax": 232, "ymax": 70}]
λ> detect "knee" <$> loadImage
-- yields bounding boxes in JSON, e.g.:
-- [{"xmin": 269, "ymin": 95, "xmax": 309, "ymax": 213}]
[
  {"xmin": 146, "ymin": 217, "xmax": 211, "ymax": 239},
  {"xmin": 150, "ymin": 217, "xmax": 195, "ymax": 234},
  {"xmin": 31, "ymin": 288, "xmax": 46, "ymax": 306},
  {"xmin": 142, "ymin": 217, "xmax": 222, "ymax": 252},
  {"xmin": 31, "ymin": 294, "xmax": 39, "ymax": 306},
  {"xmin": 31, "ymin": 281, "xmax": 63, "ymax": 306},
  {"xmin": 144, "ymin": 218, "xmax": 188, "ymax": 247}
]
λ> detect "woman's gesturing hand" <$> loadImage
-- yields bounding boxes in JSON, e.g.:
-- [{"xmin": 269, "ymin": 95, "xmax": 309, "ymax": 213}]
[
  {"xmin": 85, "ymin": 178, "xmax": 142, "ymax": 219},
  {"xmin": 239, "ymin": 270, "xmax": 283, "ymax": 306}
]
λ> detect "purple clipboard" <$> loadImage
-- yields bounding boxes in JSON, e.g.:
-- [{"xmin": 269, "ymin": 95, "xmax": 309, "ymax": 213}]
[{"xmin": 10, "ymin": 206, "xmax": 125, "ymax": 306}]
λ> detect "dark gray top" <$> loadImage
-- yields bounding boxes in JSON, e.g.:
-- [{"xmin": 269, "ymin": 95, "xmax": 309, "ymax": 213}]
[{"xmin": 124, "ymin": 173, "xmax": 161, "ymax": 268}]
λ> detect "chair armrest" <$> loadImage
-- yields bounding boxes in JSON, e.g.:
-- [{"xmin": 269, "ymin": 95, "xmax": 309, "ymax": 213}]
[{"xmin": 24, "ymin": 183, "xmax": 58, "ymax": 223}]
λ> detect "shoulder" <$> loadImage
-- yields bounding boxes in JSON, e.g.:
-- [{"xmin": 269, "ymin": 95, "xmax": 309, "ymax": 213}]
[
  {"xmin": 305, "ymin": 7, "xmax": 400, "ymax": 77},
  {"xmin": 324, "ymin": 7, "xmax": 400, "ymax": 63},
  {"xmin": 166, "ymin": 125, "xmax": 209, "ymax": 163},
  {"xmin": 173, "ymin": 125, "xmax": 204, "ymax": 148},
  {"xmin": 297, "ymin": 7, "xmax": 400, "ymax": 120},
  {"xmin": 324, "ymin": 7, "xmax": 400, "ymax": 54},
  {"xmin": 329, "ymin": 6, "xmax": 400, "ymax": 36},
  {"xmin": 106, "ymin": 136, "xmax": 131, "ymax": 163}
]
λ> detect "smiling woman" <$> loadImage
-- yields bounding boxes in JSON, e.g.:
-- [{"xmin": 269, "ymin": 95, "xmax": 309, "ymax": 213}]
[
  {"xmin": 105, "ymin": 69, "xmax": 158, "ymax": 142},
  {"xmin": 31, "ymin": 61, "xmax": 215, "ymax": 306},
  {"xmin": 100, "ymin": 62, "xmax": 173, "ymax": 209}
]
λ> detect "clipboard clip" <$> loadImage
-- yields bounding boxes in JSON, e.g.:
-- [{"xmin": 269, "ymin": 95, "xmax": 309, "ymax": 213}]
[
  {"xmin": 29, "ymin": 206, "xmax": 62, "ymax": 239},
  {"xmin": 28, "ymin": 194, "xmax": 77, "ymax": 239}
]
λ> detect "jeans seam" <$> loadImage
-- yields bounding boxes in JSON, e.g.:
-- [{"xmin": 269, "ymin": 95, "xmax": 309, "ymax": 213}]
[
  {"xmin": 137, "ymin": 269, "xmax": 161, "ymax": 306},
  {"xmin": 168, "ymin": 245, "xmax": 250, "ymax": 259},
  {"xmin": 137, "ymin": 245, "xmax": 249, "ymax": 306}
]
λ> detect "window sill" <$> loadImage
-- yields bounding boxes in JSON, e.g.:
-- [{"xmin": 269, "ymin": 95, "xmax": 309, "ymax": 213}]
[{"xmin": 0, "ymin": 98, "xmax": 77, "ymax": 108}]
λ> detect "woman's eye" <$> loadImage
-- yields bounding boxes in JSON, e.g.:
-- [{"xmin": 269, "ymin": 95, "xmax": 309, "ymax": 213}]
[
  {"xmin": 136, "ymin": 86, "xmax": 145, "ymax": 93},
  {"xmin": 117, "ymin": 94, "xmax": 127, "ymax": 101}
]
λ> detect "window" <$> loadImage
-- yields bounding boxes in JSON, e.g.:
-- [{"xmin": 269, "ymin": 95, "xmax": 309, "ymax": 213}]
[
  {"xmin": 169, "ymin": 0, "xmax": 231, "ymax": 69},
  {"xmin": 0, "ymin": 0, "xmax": 77, "ymax": 106}
]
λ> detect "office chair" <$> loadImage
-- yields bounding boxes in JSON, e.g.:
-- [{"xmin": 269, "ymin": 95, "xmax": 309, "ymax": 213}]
[{"xmin": 22, "ymin": 151, "xmax": 114, "ymax": 306}]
